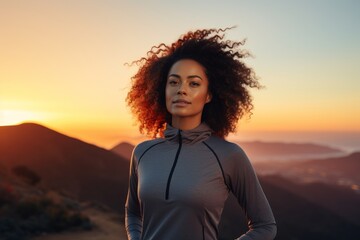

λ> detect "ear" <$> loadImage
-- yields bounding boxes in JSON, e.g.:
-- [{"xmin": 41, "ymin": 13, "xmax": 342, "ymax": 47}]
[{"xmin": 206, "ymin": 92, "xmax": 212, "ymax": 103}]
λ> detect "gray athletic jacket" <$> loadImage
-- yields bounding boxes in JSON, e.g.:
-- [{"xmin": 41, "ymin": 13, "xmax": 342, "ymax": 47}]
[{"xmin": 125, "ymin": 123, "xmax": 276, "ymax": 240}]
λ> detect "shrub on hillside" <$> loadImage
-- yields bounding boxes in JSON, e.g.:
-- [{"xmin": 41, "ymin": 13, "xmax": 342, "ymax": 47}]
[{"xmin": 0, "ymin": 184, "xmax": 93, "ymax": 240}]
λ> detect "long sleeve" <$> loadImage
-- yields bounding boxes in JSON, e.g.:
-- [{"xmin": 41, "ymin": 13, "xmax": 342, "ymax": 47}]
[
  {"xmin": 125, "ymin": 149, "xmax": 142, "ymax": 240},
  {"xmin": 229, "ymin": 148, "xmax": 277, "ymax": 240}
]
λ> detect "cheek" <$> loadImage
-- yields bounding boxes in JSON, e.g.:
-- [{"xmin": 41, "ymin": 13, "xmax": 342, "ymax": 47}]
[
  {"xmin": 165, "ymin": 86, "xmax": 172, "ymax": 109},
  {"xmin": 194, "ymin": 89, "xmax": 210, "ymax": 103}
]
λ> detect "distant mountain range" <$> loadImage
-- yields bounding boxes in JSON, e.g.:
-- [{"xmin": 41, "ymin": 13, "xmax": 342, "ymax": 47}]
[
  {"xmin": 236, "ymin": 140, "xmax": 344, "ymax": 161},
  {"xmin": 1, "ymin": 123, "xmax": 359, "ymax": 239},
  {"xmin": 254, "ymin": 152, "xmax": 360, "ymax": 191},
  {"xmin": 110, "ymin": 139, "xmax": 344, "ymax": 162}
]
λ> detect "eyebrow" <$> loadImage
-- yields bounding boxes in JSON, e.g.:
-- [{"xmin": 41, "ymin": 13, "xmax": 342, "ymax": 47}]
[{"xmin": 168, "ymin": 74, "xmax": 203, "ymax": 80}]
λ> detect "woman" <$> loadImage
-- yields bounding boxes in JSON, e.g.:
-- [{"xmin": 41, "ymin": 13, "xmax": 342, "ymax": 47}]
[{"xmin": 125, "ymin": 28, "xmax": 276, "ymax": 240}]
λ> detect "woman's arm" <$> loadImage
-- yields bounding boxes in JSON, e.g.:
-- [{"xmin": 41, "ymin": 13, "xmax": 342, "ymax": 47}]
[
  {"xmin": 230, "ymin": 148, "xmax": 277, "ymax": 240},
  {"xmin": 125, "ymin": 150, "xmax": 142, "ymax": 240}
]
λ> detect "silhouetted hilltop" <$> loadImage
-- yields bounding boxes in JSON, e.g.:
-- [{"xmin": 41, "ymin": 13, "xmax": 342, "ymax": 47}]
[
  {"xmin": 0, "ymin": 123, "xmax": 129, "ymax": 212},
  {"xmin": 111, "ymin": 141, "xmax": 134, "ymax": 160}
]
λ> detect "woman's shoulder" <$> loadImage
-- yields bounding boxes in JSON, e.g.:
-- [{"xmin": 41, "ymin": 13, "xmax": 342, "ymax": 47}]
[
  {"xmin": 133, "ymin": 138, "xmax": 166, "ymax": 156},
  {"xmin": 206, "ymin": 135, "xmax": 244, "ymax": 153},
  {"xmin": 205, "ymin": 136, "xmax": 250, "ymax": 166}
]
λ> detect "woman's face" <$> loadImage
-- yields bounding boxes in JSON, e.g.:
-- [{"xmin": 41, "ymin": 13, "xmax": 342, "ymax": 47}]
[{"xmin": 165, "ymin": 59, "xmax": 211, "ymax": 127}]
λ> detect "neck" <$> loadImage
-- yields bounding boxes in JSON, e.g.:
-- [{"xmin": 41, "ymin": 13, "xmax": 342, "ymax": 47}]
[{"xmin": 171, "ymin": 116, "xmax": 201, "ymax": 131}]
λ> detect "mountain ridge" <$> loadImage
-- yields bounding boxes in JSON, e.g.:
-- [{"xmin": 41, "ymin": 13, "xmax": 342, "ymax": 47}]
[
  {"xmin": 110, "ymin": 138, "xmax": 345, "ymax": 162},
  {"xmin": 0, "ymin": 122, "xmax": 129, "ymax": 212}
]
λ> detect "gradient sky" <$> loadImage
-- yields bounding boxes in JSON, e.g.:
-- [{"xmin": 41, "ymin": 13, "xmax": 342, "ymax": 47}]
[{"xmin": 1, "ymin": 0, "xmax": 359, "ymax": 148}]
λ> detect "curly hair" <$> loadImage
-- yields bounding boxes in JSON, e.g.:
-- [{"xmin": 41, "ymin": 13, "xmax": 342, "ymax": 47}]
[{"xmin": 126, "ymin": 27, "xmax": 261, "ymax": 138}]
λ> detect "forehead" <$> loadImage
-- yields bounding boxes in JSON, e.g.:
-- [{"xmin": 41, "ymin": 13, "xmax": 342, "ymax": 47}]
[{"xmin": 168, "ymin": 59, "xmax": 207, "ymax": 76}]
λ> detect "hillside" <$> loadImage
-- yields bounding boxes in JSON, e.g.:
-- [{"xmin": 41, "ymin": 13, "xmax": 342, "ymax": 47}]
[
  {"xmin": 263, "ymin": 175, "xmax": 360, "ymax": 225},
  {"xmin": 260, "ymin": 175, "xmax": 360, "ymax": 240},
  {"xmin": 0, "ymin": 123, "xmax": 129, "ymax": 212},
  {"xmin": 33, "ymin": 206, "xmax": 127, "ymax": 240},
  {"xmin": 0, "ymin": 171, "xmax": 92, "ymax": 240},
  {"xmin": 218, "ymin": 175, "xmax": 360, "ymax": 240},
  {"xmin": 0, "ymin": 169, "xmax": 127, "ymax": 240}
]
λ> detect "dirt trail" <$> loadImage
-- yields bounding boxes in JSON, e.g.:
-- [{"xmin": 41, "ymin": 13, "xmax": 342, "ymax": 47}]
[{"xmin": 33, "ymin": 208, "xmax": 127, "ymax": 240}]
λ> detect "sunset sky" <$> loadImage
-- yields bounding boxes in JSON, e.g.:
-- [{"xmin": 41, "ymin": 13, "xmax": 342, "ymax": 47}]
[{"xmin": 1, "ymin": 0, "xmax": 359, "ymax": 149}]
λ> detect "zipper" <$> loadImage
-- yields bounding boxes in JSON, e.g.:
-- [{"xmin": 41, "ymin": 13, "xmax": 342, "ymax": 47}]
[
  {"xmin": 202, "ymin": 225, "xmax": 205, "ymax": 240},
  {"xmin": 165, "ymin": 129, "xmax": 182, "ymax": 200}
]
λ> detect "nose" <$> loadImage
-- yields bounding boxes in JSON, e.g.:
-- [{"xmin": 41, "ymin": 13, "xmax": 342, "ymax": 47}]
[{"xmin": 177, "ymin": 83, "xmax": 187, "ymax": 95}]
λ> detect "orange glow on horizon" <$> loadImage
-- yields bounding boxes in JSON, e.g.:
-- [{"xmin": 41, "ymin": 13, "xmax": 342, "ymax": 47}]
[
  {"xmin": 1, "ymin": 1, "xmax": 359, "ymax": 149},
  {"xmin": 0, "ymin": 109, "xmax": 48, "ymax": 126}
]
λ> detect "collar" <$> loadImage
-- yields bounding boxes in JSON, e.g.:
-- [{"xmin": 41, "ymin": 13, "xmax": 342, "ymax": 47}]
[{"xmin": 164, "ymin": 122, "xmax": 212, "ymax": 144}]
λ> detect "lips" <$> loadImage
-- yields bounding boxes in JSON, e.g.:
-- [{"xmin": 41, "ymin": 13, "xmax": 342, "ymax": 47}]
[{"xmin": 173, "ymin": 99, "xmax": 191, "ymax": 104}]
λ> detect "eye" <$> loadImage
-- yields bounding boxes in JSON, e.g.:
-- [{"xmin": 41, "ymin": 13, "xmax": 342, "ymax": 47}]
[
  {"xmin": 190, "ymin": 81, "xmax": 200, "ymax": 87},
  {"xmin": 168, "ymin": 79, "xmax": 179, "ymax": 86}
]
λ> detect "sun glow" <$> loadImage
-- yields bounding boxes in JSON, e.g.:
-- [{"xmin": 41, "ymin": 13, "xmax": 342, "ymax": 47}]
[{"xmin": 0, "ymin": 109, "xmax": 46, "ymax": 126}]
